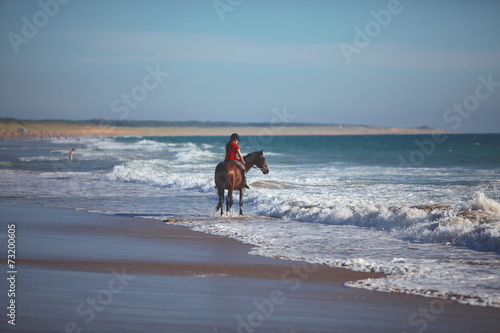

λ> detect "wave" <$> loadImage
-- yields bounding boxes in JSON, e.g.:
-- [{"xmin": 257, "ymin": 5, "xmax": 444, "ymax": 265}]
[
  {"xmin": 100, "ymin": 139, "xmax": 224, "ymax": 192},
  {"xmin": 251, "ymin": 180, "xmax": 295, "ymax": 189},
  {"xmin": 91, "ymin": 138, "xmax": 169, "ymax": 152},
  {"xmin": 472, "ymin": 191, "xmax": 500, "ymax": 215},
  {"xmin": 104, "ymin": 151, "xmax": 500, "ymax": 253},
  {"xmin": 19, "ymin": 156, "xmax": 63, "ymax": 162},
  {"xmin": 252, "ymin": 191, "xmax": 500, "ymax": 252},
  {"xmin": 41, "ymin": 138, "xmax": 222, "ymax": 165},
  {"xmin": 105, "ymin": 159, "xmax": 214, "ymax": 192},
  {"xmin": 168, "ymin": 143, "xmax": 219, "ymax": 163}
]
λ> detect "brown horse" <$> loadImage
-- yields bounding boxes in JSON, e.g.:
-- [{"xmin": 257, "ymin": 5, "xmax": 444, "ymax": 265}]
[{"xmin": 214, "ymin": 150, "xmax": 269, "ymax": 216}]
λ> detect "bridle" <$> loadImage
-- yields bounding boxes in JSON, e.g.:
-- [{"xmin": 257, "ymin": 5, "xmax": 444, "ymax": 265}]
[{"xmin": 245, "ymin": 152, "xmax": 269, "ymax": 174}]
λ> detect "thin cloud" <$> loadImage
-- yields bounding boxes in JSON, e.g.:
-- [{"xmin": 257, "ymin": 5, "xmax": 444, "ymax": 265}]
[
  {"xmin": 359, "ymin": 43, "xmax": 500, "ymax": 71},
  {"xmin": 42, "ymin": 32, "xmax": 500, "ymax": 71},
  {"xmin": 70, "ymin": 32, "xmax": 339, "ymax": 66}
]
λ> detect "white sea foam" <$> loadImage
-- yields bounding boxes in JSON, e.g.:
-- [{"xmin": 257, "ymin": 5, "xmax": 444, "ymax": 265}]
[
  {"xmin": 246, "ymin": 190, "xmax": 500, "ymax": 252},
  {"xmin": 471, "ymin": 191, "xmax": 500, "ymax": 215},
  {"xmin": 19, "ymin": 156, "xmax": 63, "ymax": 162},
  {"xmin": 105, "ymin": 159, "xmax": 213, "ymax": 191},
  {"xmin": 90, "ymin": 138, "xmax": 168, "ymax": 152}
]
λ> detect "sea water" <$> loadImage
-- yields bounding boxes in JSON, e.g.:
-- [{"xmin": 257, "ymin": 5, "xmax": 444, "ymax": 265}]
[{"xmin": 0, "ymin": 134, "xmax": 499, "ymax": 307}]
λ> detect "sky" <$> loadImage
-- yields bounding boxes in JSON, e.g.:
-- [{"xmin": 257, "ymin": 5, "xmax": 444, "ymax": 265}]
[{"xmin": 0, "ymin": 0, "xmax": 499, "ymax": 133}]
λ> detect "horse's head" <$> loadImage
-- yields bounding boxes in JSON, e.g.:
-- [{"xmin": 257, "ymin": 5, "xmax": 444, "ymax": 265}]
[{"xmin": 246, "ymin": 150, "xmax": 269, "ymax": 174}]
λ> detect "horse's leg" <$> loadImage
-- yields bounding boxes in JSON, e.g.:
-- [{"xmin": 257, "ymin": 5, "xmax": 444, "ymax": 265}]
[
  {"xmin": 216, "ymin": 187, "xmax": 224, "ymax": 216},
  {"xmin": 239, "ymin": 188, "xmax": 245, "ymax": 215},
  {"xmin": 226, "ymin": 189, "xmax": 233, "ymax": 215},
  {"xmin": 214, "ymin": 164, "xmax": 228, "ymax": 216}
]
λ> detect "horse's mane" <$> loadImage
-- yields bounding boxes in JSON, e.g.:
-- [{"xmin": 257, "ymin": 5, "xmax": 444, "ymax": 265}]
[{"xmin": 244, "ymin": 150, "xmax": 263, "ymax": 160}]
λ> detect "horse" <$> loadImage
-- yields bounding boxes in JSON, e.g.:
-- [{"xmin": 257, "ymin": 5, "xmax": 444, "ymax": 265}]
[{"xmin": 214, "ymin": 150, "xmax": 269, "ymax": 216}]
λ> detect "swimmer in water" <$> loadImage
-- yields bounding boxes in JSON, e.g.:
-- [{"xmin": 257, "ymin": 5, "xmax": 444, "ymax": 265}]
[{"xmin": 68, "ymin": 148, "xmax": 75, "ymax": 161}]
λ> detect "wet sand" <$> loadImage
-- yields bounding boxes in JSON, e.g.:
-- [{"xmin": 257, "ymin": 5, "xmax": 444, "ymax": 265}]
[{"xmin": 0, "ymin": 203, "xmax": 498, "ymax": 332}]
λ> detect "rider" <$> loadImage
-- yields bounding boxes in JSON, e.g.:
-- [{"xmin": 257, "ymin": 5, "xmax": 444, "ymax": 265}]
[{"xmin": 225, "ymin": 133, "xmax": 249, "ymax": 189}]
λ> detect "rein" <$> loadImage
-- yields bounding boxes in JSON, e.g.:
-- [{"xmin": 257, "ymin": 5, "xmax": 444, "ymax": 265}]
[{"xmin": 244, "ymin": 151, "xmax": 267, "ymax": 173}]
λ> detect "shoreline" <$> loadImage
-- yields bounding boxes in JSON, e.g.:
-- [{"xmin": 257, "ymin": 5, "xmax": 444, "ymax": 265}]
[
  {"xmin": 0, "ymin": 120, "xmax": 452, "ymax": 139},
  {"xmin": 1, "ymin": 203, "xmax": 499, "ymax": 332}
]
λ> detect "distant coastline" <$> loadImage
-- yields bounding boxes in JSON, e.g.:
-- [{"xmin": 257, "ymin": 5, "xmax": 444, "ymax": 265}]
[{"xmin": 0, "ymin": 118, "xmax": 452, "ymax": 139}]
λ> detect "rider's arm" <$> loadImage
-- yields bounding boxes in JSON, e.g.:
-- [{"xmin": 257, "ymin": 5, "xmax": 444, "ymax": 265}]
[{"xmin": 237, "ymin": 148, "xmax": 246, "ymax": 164}]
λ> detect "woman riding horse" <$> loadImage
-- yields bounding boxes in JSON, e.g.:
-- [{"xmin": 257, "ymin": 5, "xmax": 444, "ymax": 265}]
[{"xmin": 215, "ymin": 134, "xmax": 269, "ymax": 215}]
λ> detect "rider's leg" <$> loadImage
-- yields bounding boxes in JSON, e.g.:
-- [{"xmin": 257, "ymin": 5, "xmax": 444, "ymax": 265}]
[
  {"xmin": 232, "ymin": 160, "xmax": 249, "ymax": 189},
  {"xmin": 225, "ymin": 159, "xmax": 249, "ymax": 189},
  {"xmin": 240, "ymin": 165, "xmax": 249, "ymax": 189}
]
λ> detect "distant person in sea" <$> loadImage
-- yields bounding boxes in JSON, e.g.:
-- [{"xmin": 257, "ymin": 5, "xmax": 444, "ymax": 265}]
[
  {"xmin": 225, "ymin": 133, "xmax": 249, "ymax": 189},
  {"xmin": 68, "ymin": 148, "xmax": 75, "ymax": 161}
]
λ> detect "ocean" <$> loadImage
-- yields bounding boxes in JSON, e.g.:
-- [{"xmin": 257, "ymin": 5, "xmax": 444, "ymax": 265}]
[{"xmin": 1, "ymin": 133, "xmax": 499, "ymax": 307}]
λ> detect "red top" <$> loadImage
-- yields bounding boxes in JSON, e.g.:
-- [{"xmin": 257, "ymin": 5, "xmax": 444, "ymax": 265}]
[{"xmin": 226, "ymin": 141, "xmax": 240, "ymax": 161}]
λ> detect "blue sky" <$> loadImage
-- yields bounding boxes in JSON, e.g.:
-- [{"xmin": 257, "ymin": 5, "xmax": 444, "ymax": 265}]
[{"xmin": 1, "ymin": 0, "xmax": 499, "ymax": 132}]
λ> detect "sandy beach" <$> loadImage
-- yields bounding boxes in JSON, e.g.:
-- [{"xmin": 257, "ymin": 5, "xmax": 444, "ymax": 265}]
[
  {"xmin": 1, "ymin": 203, "xmax": 498, "ymax": 332},
  {"xmin": 0, "ymin": 120, "xmax": 451, "ymax": 139}
]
